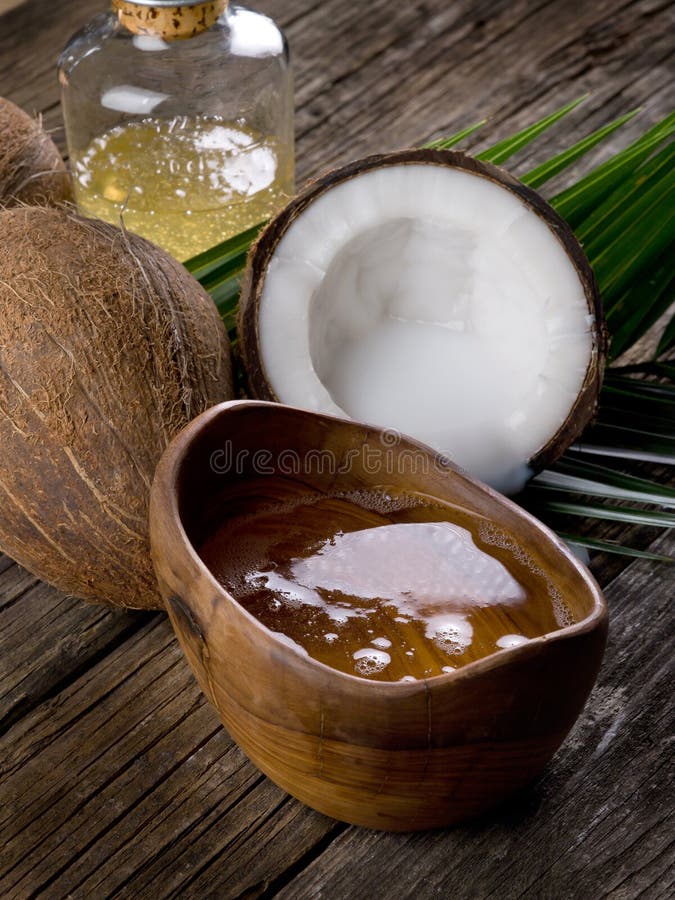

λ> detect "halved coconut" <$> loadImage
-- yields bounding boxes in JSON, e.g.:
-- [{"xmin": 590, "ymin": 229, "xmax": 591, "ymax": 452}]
[{"xmin": 239, "ymin": 150, "xmax": 605, "ymax": 493}]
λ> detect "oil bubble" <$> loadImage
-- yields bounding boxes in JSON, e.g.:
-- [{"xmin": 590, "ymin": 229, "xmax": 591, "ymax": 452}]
[
  {"xmin": 353, "ymin": 648, "xmax": 391, "ymax": 676},
  {"xmin": 496, "ymin": 633, "xmax": 529, "ymax": 649}
]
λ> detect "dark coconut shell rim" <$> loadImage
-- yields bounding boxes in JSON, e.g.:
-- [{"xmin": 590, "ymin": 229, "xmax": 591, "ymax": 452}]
[{"xmin": 238, "ymin": 149, "xmax": 607, "ymax": 474}]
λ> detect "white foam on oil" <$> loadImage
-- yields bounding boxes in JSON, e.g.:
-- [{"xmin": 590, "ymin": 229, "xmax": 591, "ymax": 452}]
[
  {"xmin": 478, "ymin": 520, "xmax": 575, "ymax": 630},
  {"xmin": 339, "ymin": 489, "xmax": 422, "ymax": 517},
  {"xmin": 251, "ymin": 521, "xmax": 525, "ymax": 621},
  {"xmin": 353, "ymin": 648, "xmax": 391, "ymax": 676},
  {"xmin": 201, "ymin": 486, "xmax": 570, "ymax": 681},
  {"xmin": 371, "ymin": 636, "xmax": 392, "ymax": 649},
  {"xmin": 424, "ymin": 614, "xmax": 473, "ymax": 655},
  {"xmin": 496, "ymin": 633, "xmax": 530, "ymax": 649}
]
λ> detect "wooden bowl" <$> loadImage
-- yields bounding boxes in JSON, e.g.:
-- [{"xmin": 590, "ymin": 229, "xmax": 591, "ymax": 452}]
[{"xmin": 150, "ymin": 401, "xmax": 608, "ymax": 831}]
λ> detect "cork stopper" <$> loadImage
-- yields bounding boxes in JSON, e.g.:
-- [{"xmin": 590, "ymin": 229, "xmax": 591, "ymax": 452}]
[{"xmin": 113, "ymin": 1, "xmax": 228, "ymax": 40}]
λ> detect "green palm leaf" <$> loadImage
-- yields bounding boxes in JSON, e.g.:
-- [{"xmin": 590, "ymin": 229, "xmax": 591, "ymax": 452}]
[
  {"xmin": 528, "ymin": 499, "xmax": 675, "ymax": 528},
  {"xmin": 424, "ymin": 120, "xmax": 487, "ymax": 150},
  {"xmin": 529, "ymin": 461, "xmax": 675, "ymax": 508},
  {"xmin": 604, "ymin": 256, "xmax": 674, "ymax": 359},
  {"xmin": 552, "ymin": 112, "xmax": 675, "ymax": 225},
  {"xmin": 476, "ymin": 96, "xmax": 586, "ymax": 165},
  {"xmin": 609, "ymin": 361, "xmax": 675, "ymax": 380},
  {"xmin": 583, "ymin": 152, "xmax": 675, "ymax": 303},
  {"xmin": 522, "ymin": 109, "xmax": 638, "ymax": 189},
  {"xmin": 657, "ymin": 315, "xmax": 675, "ymax": 357},
  {"xmin": 558, "ymin": 534, "xmax": 674, "ymax": 563}
]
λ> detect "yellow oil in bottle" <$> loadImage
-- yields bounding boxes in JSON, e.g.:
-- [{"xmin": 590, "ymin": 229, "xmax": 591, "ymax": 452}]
[
  {"xmin": 199, "ymin": 479, "xmax": 574, "ymax": 682},
  {"xmin": 71, "ymin": 115, "xmax": 293, "ymax": 261}
]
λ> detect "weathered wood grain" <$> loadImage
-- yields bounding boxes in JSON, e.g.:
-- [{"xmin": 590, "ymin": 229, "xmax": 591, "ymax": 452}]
[
  {"xmin": 0, "ymin": 0, "xmax": 24, "ymax": 14},
  {"xmin": 0, "ymin": 616, "xmax": 336, "ymax": 898},
  {"xmin": 290, "ymin": 0, "xmax": 675, "ymax": 181},
  {"xmin": 0, "ymin": 535, "xmax": 670, "ymax": 898},
  {"xmin": 273, "ymin": 534, "xmax": 675, "ymax": 900},
  {"xmin": 0, "ymin": 0, "xmax": 673, "ymax": 895},
  {"xmin": 0, "ymin": 559, "xmax": 151, "ymax": 732},
  {"xmin": 0, "ymin": 558, "xmax": 38, "ymax": 611}
]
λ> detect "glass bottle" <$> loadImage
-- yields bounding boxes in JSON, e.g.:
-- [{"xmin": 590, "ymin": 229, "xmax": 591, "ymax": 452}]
[{"xmin": 58, "ymin": 0, "xmax": 293, "ymax": 262}]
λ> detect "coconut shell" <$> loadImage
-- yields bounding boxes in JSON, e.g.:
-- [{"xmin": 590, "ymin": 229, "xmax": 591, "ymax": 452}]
[
  {"xmin": 0, "ymin": 96, "xmax": 73, "ymax": 207},
  {"xmin": 238, "ymin": 149, "xmax": 606, "ymax": 476},
  {"xmin": 0, "ymin": 207, "xmax": 233, "ymax": 609}
]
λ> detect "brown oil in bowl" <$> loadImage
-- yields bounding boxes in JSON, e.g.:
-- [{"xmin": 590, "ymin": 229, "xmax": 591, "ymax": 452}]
[{"xmin": 199, "ymin": 478, "xmax": 574, "ymax": 682}]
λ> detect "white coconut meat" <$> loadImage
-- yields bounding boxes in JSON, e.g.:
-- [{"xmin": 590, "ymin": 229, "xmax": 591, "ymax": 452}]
[{"xmin": 257, "ymin": 163, "xmax": 595, "ymax": 493}]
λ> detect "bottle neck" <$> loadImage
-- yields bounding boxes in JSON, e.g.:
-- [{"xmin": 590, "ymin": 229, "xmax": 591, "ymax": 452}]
[{"xmin": 112, "ymin": 1, "xmax": 228, "ymax": 40}]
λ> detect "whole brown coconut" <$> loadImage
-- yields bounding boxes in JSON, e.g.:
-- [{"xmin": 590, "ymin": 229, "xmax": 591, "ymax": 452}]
[
  {"xmin": 0, "ymin": 96, "xmax": 72, "ymax": 207},
  {"xmin": 0, "ymin": 207, "xmax": 233, "ymax": 608}
]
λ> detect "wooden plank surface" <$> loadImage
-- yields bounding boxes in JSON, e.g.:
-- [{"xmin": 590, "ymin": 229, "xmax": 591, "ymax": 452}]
[{"xmin": 0, "ymin": 0, "xmax": 673, "ymax": 897}]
